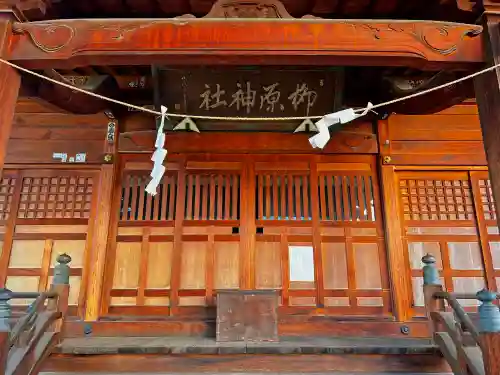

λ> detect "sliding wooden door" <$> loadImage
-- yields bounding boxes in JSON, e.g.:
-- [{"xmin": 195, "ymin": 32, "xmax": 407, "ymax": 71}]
[{"xmin": 103, "ymin": 155, "xmax": 391, "ymax": 318}]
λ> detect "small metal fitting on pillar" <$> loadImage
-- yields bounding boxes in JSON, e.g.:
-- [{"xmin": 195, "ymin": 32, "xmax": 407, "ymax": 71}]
[
  {"xmin": 477, "ymin": 289, "xmax": 500, "ymax": 333},
  {"xmin": 422, "ymin": 253, "xmax": 440, "ymax": 285},
  {"xmin": 0, "ymin": 288, "xmax": 12, "ymax": 330},
  {"xmin": 53, "ymin": 253, "xmax": 72, "ymax": 285}
]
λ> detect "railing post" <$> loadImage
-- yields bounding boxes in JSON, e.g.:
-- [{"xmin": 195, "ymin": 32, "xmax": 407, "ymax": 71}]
[
  {"xmin": 0, "ymin": 288, "xmax": 12, "ymax": 375},
  {"xmin": 477, "ymin": 289, "xmax": 500, "ymax": 375},
  {"xmin": 48, "ymin": 254, "xmax": 71, "ymax": 335},
  {"xmin": 422, "ymin": 254, "xmax": 444, "ymax": 336}
]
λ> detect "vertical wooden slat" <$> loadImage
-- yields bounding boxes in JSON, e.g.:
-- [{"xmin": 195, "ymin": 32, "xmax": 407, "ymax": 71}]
[
  {"xmin": 310, "ymin": 162, "xmax": 324, "ymax": 307},
  {"xmin": 280, "ymin": 175, "xmax": 286, "ymax": 220},
  {"xmin": 206, "ymin": 234, "xmax": 215, "ymax": 305},
  {"xmin": 80, "ymin": 177, "xmax": 89, "ymax": 219},
  {"xmin": 319, "ymin": 174, "xmax": 327, "ymax": 221},
  {"xmin": 288, "ymin": 174, "xmax": 294, "ymax": 220},
  {"xmin": 265, "ymin": 174, "xmax": 272, "ymax": 219},
  {"xmin": 273, "ymin": 173, "xmax": 279, "ymax": 220},
  {"xmin": 186, "ymin": 174, "xmax": 193, "ymax": 220},
  {"xmin": 38, "ymin": 239, "xmax": 54, "ymax": 292},
  {"xmin": 153, "ymin": 181, "xmax": 160, "ymax": 221},
  {"xmin": 341, "ymin": 176, "xmax": 351, "ymax": 221},
  {"xmin": 137, "ymin": 177, "xmax": 146, "ymax": 221},
  {"xmin": 217, "ymin": 174, "xmax": 223, "ymax": 220},
  {"xmin": 357, "ymin": 175, "xmax": 366, "ymax": 221},
  {"xmin": 168, "ymin": 176, "xmax": 176, "ymax": 220},
  {"xmin": 380, "ymin": 164, "xmax": 412, "ymax": 321},
  {"xmin": 303, "ymin": 174, "xmax": 310, "ymax": 220},
  {"xmin": 129, "ymin": 175, "xmax": 138, "ymax": 221},
  {"xmin": 232, "ymin": 174, "xmax": 238, "ymax": 220},
  {"xmin": 170, "ymin": 158, "xmax": 187, "ymax": 313},
  {"xmin": 349, "ymin": 176, "xmax": 357, "ymax": 222},
  {"xmin": 209, "ymin": 174, "xmax": 216, "ymax": 220},
  {"xmin": 364, "ymin": 175, "xmax": 374, "ymax": 221},
  {"xmin": 470, "ymin": 171, "xmax": 497, "ymax": 290},
  {"xmin": 145, "ymin": 186, "xmax": 153, "ymax": 221},
  {"xmin": 194, "ymin": 174, "xmax": 201, "ymax": 220},
  {"xmin": 334, "ymin": 176, "xmax": 342, "ymax": 221},
  {"xmin": 281, "ymin": 233, "xmax": 289, "ymax": 306},
  {"xmin": 202, "ymin": 175, "xmax": 208, "ymax": 220},
  {"xmin": 137, "ymin": 228, "xmax": 150, "ymax": 306},
  {"xmin": 224, "ymin": 175, "xmax": 231, "ymax": 220},
  {"xmin": 122, "ymin": 174, "xmax": 131, "ymax": 221},
  {"xmin": 258, "ymin": 174, "xmax": 264, "ymax": 220},
  {"xmin": 295, "ymin": 176, "xmax": 301, "ymax": 220}
]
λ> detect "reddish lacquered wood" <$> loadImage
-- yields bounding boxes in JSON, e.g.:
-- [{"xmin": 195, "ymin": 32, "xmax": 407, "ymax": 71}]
[{"xmin": 9, "ymin": 19, "xmax": 483, "ymax": 69}]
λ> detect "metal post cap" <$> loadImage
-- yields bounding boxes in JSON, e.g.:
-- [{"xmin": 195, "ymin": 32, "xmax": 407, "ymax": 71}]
[
  {"xmin": 56, "ymin": 253, "xmax": 72, "ymax": 264},
  {"xmin": 477, "ymin": 289, "xmax": 497, "ymax": 303},
  {"xmin": 422, "ymin": 253, "xmax": 436, "ymax": 265},
  {"xmin": 0, "ymin": 288, "xmax": 12, "ymax": 301}
]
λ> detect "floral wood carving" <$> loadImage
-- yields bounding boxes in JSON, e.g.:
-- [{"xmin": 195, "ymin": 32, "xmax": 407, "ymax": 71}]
[
  {"xmin": 12, "ymin": 23, "xmax": 75, "ymax": 53},
  {"xmin": 204, "ymin": 0, "xmax": 293, "ymax": 18}
]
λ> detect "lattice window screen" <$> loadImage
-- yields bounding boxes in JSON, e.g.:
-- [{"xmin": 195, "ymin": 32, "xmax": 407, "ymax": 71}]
[
  {"xmin": 479, "ymin": 179, "xmax": 496, "ymax": 221},
  {"xmin": 400, "ymin": 178, "xmax": 474, "ymax": 221},
  {"xmin": 318, "ymin": 174, "xmax": 375, "ymax": 222},
  {"xmin": 0, "ymin": 175, "xmax": 16, "ymax": 221},
  {"xmin": 120, "ymin": 173, "xmax": 177, "ymax": 221},
  {"xmin": 256, "ymin": 173, "xmax": 310, "ymax": 220},
  {"xmin": 18, "ymin": 175, "xmax": 93, "ymax": 219},
  {"xmin": 184, "ymin": 173, "xmax": 240, "ymax": 220}
]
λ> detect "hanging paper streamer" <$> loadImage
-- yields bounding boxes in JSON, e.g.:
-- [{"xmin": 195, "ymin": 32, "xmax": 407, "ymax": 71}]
[
  {"xmin": 146, "ymin": 105, "xmax": 168, "ymax": 196},
  {"xmin": 309, "ymin": 103, "xmax": 373, "ymax": 149}
]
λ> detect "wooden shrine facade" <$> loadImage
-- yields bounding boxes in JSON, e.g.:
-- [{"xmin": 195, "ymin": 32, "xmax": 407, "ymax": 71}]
[{"xmin": 1, "ymin": 0, "xmax": 500, "ymax": 339}]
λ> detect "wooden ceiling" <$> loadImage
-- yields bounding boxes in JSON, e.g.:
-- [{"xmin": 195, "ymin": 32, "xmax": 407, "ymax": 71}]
[{"xmin": 18, "ymin": 0, "xmax": 477, "ymax": 22}]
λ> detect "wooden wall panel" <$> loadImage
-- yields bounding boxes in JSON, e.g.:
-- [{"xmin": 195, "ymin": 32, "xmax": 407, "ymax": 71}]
[
  {"xmin": 380, "ymin": 105, "xmax": 487, "ymax": 166},
  {"xmin": 6, "ymin": 111, "xmax": 108, "ymax": 164}
]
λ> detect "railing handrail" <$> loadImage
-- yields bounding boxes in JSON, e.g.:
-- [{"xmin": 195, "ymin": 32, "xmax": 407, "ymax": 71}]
[
  {"xmin": 421, "ymin": 253, "xmax": 500, "ymax": 375},
  {"xmin": 432, "ymin": 291, "xmax": 481, "ymax": 344},
  {"xmin": 0, "ymin": 253, "xmax": 72, "ymax": 375}
]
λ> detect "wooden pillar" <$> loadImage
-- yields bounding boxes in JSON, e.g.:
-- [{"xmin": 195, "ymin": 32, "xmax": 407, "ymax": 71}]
[
  {"xmin": 84, "ymin": 114, "xmax": 118, "ymax": 321},
  {"xmin": 474, "ymin": 15, "xmax": 500, "ymax": 231},
  {"xmin": 380, "ymin": 164, "xmax": 412, "ymax": 321},
  {"xmin": 0, "ymin": 17, "xmax": 20, "ymax": 173}
]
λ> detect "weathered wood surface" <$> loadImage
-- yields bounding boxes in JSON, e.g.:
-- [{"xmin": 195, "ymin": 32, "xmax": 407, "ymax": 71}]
[
  {"xmin": 8, "ymin": 19, "xmax": 483, "ymax": 69},
  {"xmin": 41, "ymin": 353, "xmax": 451, "ymax": 374}
]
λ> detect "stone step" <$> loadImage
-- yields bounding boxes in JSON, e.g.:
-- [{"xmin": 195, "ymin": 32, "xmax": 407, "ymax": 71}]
[{"xmin": 55, "ymin": 336, "xmax": 438, "ymax": 355}]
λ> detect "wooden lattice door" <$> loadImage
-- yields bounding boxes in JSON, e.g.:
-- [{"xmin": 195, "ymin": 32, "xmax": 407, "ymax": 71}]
[
  {"xmin": 0, "ymin": 168, "xmax": 98, "ymax": 316},
  {"xmin": 397, "ymin": 170, "xmax": 499, "ymax": 317}
]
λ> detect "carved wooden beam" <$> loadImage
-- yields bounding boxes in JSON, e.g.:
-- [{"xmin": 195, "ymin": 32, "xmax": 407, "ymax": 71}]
[{"xmin": 7, "ymin": 18, "xmax": 483, "ymax": 69}]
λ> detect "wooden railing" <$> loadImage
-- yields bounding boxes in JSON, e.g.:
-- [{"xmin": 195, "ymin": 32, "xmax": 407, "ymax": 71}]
[
  {"xmin": 422, "ymin": 254, "xmax": 500, "ymax": 375},
  {"xmin": 0, "ymin": 254, "xmax": 71, "ymax": 375}
]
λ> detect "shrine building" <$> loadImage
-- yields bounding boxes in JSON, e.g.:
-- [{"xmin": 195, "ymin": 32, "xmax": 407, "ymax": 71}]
[{"xmin": 1, "ymin": 0, "xmax": 500, "ymax": 373}]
